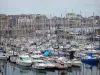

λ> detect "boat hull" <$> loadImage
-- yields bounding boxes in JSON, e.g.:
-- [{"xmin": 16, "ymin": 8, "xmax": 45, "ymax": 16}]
[
  {"xmin": 32, "ymin": 65, "xmax": 46, "ymax": 69},
  {"xmin": 16, "ymin": 60, "xmax": 32, "ymax": 66},
  {"xmin": 81, "ymin": 58, "xmax": 98, "ymax": 64},
  {"xmin": 10, "ymin": 56, "xmax": 18, "ymax": 63},
  {"xmin": 0, "ymin": 56, "xmax": 8, "ymax": 60}
]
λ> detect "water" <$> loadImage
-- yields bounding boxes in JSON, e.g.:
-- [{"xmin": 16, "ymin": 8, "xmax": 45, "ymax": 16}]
[{"xmin": 0, "ymin": 60, "xmax": 100, "ymax": 75}]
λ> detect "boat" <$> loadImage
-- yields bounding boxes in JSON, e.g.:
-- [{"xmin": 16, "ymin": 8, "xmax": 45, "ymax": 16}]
[
  {"xmin": 71, "ymin": 59, "xmax": 81, "ymax": 67},
  {"xmin": 5, "ymin": 50, "xmax": 18, "ymax": 57},
  {"xmin": 9, "ymin": 55, "xmax": 18, "ymax": 63},
  {"xmin": 81, "ymin": 46, "xmax": 98, "ymax": 64},
  {"xmin": 55, "ymin": 57, "xmax": 72, "ymax": 68},
  {"xmin": 29, "ymin": 51, "xmax": 43, "ymax": 58},
  {"xmin": 30, "ymin": 51, "xmax": 46, "ymax": 69},
  {"xmin": 44, "ymin": 57, "xmax": 55, "ymax": 69},
  {"xmin": 84, "ymin": 44, "xmax": 94, "ymax": 50},
  {"xmin": 0, "ymin": 53, "xmax": 8, "ymax": 60},
  {"xmin": 32, "ymin": 61, "xmax": 46, "ymax": 69},
  {"xmin": 31, "ymin": 56, "xmax": 44, "ymax": 63},
  {"xmin": 81, "ymin": 54, "xmax": 98, "ymax": 64},
  {"xmin": 81, "ymin": 16, "xmax": 99, "ymax": 65},
  {"xmin": 16, "ymin": 54, "xmax": 32, "ymax": 66},
  {"xmin": 0, "ymin": 48, "xmax": 8, "ymax": 60}
]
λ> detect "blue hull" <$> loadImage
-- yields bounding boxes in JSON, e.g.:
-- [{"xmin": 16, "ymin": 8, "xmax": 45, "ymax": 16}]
[{"xmin": 81, "ymin": 58, "xmax": 98, "ymax": 64}]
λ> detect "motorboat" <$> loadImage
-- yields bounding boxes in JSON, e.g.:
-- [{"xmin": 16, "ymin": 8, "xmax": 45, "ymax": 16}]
[
  {"xmin": 44, "ymin": 57, "xmax": 61, "ymax": 69},
  {"xmin": 29, "ymin": 50, "xmax": 51, "ymax": 69},
  {"xmin": 5, "ymin": 50, "xmax": 18, "ymax": 57},
  {"xmin": 29, "ymin": 50, "xmax": 44, "ymax": 63},
  {"xmin": 29, "ymin": 51, "xmax": 43, "ymax": 58},
  {"xmin": 44, "ymin": 59, "xmax": 55, "ymax": 69},
  {"xmin": 9, "ymin": 55, "xmax": 18, "ymax": 63},
  {"xmin": 71, "ymin": 59, "xmax": 81, "ymax": 67},
  {"xmin": 31, "ymin": 52, "xmax": 46, "ymax": 69},
  {"xmin": 16, "ymin": 54, "xmax": 32, "ymax": 66},
  {"xmin": 55, "ymin": 57, "xmax": 72, "ymax": 68}
]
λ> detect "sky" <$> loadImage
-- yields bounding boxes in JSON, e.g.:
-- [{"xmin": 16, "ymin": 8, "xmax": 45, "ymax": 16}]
[{"xmin": 0, "ymin": 0, "xmax": 100, "ymax": 17}]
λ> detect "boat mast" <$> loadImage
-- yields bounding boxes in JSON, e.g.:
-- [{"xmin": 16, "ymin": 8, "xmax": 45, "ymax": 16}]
[
  {"xmin": 85, "ymin": 12, "xmax": 88, "ymax": 44},
  {"xmin": 90, "ymin": 13, "xmax": 95, "ymax": 56},
  {"xmin": 56, "ymin": 17, "xmax": 60, "ymax": 57},
  {"xmin": 49, "ymin": 14, "xmax": 52, "ymax": 48},
  {"xmin": 98, "ymin": 16, "xmax": 100, "ymax": 48},
  {"xmin": 80, "ymin": 10, "xmax": 83, "ymax": 44},
  {"xmin": 92, "ymin": 13, "xmax": 95, "ymax": 49}
]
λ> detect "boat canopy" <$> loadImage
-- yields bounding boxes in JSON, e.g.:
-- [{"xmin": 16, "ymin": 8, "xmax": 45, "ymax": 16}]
[
  {"xmin": 0, "ymin": 48, "xmax": 3, "ymax": 52},
  {"xmin": 43, "ymin": 51, "xmax": 52, "ymax": 56},
  {"xmin": 66, "ymin": 42, "xmax": 70, "ymax": 44},
  {"xmin": 95, "ymin": 47, "xmax": 100, "ymax": 50}
]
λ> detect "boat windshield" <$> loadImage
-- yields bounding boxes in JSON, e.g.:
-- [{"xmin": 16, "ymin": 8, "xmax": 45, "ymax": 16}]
[{"xmin": 22, "ymin": 58, "xmax": 30, "ymax": 60}]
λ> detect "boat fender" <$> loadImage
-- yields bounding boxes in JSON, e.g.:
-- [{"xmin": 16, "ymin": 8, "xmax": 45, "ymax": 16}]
[{"xmin": 60, "ymin": 62, "xmax": 64, "ymax": 67}]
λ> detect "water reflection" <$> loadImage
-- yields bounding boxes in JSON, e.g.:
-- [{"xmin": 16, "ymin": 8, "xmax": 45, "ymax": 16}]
[{"xmin": 0, "ymin": 60, "xmax": 100, "ymax": 75}]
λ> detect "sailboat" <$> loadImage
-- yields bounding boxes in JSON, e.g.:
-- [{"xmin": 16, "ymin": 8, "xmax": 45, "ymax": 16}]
[
  {"xmin": 81, "ymin": 53, "xmax": 98, "ymax": 64},
  {"xmin": 81, "ymin": 13, "xmax": 98, "ymax": 64}
]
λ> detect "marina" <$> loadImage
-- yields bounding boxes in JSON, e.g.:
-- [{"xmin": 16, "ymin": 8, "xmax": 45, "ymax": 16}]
[{"xmin": 0, "ymin": 12, "xmax": 100, "ymax": 75}]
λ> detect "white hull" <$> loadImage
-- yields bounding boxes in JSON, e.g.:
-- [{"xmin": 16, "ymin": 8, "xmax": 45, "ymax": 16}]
[
  {"xmin": 0, "ymin": 56, "xmax": 8, "ymax": 60},
  {"xmin": 65, "ymin": 61, "xmax": 72, "ymax": 67},
  {"xmin": 10, "ymin": 56, "xmax": 18, "ymax": 63},
  {"xmin": 72, "ymin": 61, "xmax": 81, "ymax": 67},
  {"xmin": 16, "ymin": 61, "xmax": 32, "ymax": 66},
  {"xmin": 44, "ymin": 63, "xmax": 55, "ymax": 68},
  {"xmin": 16, "ymin": 53, "xmax": 32, "ymax": 66},
  {"xmin": 58, "ymin": 64, "xmax": 68, "ymax": 69},
  {"xmin": 55, "ymin": 58, "xmax": 71, "ymax": 69},
  {"xmin": 31, "ymin": 60, "xmax": 44, "ymax": 63},
  {"xmin": 53, "ymin": 63, "xmax": 68, "ymax": 69},
  {"xmin": 72, "ymin": 63, "xmax": 81, "ymax": 67},
  {"xmin": 46, "ymin": 65, "xmax": 55, "ymax": 68},
  {"xmin": 32, "ymin": 64, "xmax": 46, "ymax": 69}
]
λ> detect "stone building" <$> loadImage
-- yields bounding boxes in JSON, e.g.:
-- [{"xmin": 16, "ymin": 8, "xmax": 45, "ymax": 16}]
[{"xmin": 0, "ymin": 14, "xmax": 10, "ymax": 37}]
